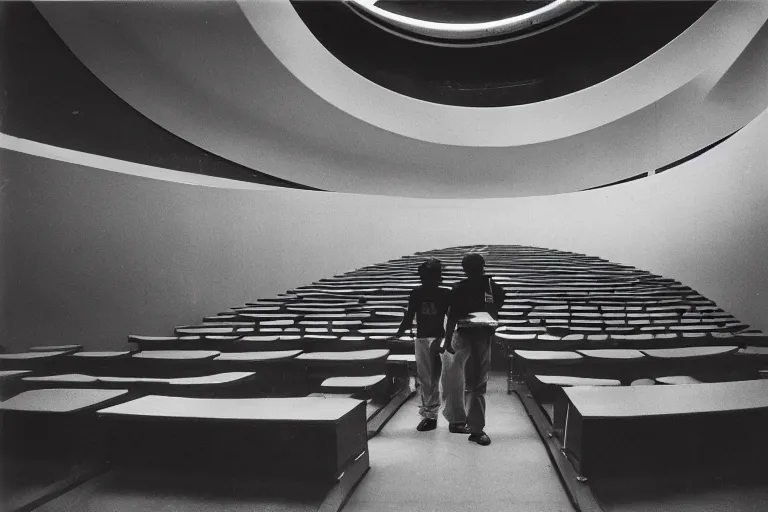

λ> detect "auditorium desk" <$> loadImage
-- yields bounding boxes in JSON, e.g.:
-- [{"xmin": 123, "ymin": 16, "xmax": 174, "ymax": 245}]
[
  {"xmin": 0, "ymin": 388, "xmax": 131, "ymax": 512},
  {"xmin": 0, "ymin": 352, "xmax": 70, "ymax": 370},
  {"xmin": 562, "ymin": 379, "xmax": 768, "ymax": 476},
  {"xmin": 71, "ymin": 351, "xmax": 133, "ymax": 359},
  {"xmin": 29, "ymin": 345, "xmax": 82, "ymax": 353},
  {"xmin": 36, "ymin": 395, "xmax": 370, "ymax": 512},
  {"xmin": 296, "ymin": 349, "xmax": 389, "ymax": 362},
  {"xmin": 99, "ymin": 395, "xmax": 367, "ymax": 477},
  {"xmin": 0, "ymin": 369, "xmax": 31, "ymax": 381}
]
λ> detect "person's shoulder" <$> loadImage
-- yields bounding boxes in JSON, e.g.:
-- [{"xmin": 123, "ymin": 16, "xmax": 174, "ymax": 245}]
[
  {"xmin": 409, "ymin": 286, "xmax": 423, "ymax": 299},
  {"xmin": 448, "ymin": 279, "xmax": 466, "ymax": 296}
]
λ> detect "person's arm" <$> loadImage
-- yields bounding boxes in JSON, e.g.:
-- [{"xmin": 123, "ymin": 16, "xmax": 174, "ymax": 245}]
[
  {"xmin": 442, "ymin": 308, "xmax": 459, "ymax": 354},
  {"xmin": 441, "ymin": 288, "xmax": 459, "ymax": 353},
  {"xmin": 396, "ymin": 290, "xmax": 418, "ymax": 337}
]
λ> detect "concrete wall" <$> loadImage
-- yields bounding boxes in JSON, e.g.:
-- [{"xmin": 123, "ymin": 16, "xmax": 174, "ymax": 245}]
[{"xmin": 1, "ymin": 108, "xmax": 767, "ymax": 351}]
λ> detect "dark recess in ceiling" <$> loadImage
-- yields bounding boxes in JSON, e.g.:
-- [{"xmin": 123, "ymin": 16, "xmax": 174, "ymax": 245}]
[
  {"xmin": 0, "ymin": 2, "xmax": 321, "ymax": 191},
  {"xmin": 292, "ymin": 1, "xmax": 715, "ymax": 107}
]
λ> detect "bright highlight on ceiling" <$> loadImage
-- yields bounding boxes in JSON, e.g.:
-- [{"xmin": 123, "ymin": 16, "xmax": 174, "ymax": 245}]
[
  {"xmin": 346, "ymin": 0, "xmax": 591, "ymax": 46},
  {"xmin": 34, "ymin": 1, "xmax": 768, "ymax": 198}
]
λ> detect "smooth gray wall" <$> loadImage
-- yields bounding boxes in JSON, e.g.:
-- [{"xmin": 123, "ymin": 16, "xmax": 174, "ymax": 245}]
[{"xmin": 1, "ymin": 110, "xmax": 767, "ymax": 351}]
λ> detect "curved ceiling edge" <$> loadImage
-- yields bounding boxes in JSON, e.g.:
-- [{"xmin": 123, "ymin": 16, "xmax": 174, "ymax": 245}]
[
  {"xmin": 4, "ymin": 102, "xmax": 766, "ymax": 201},
  {"xmin": 241, "ymin": 0, "xmax": 768, "ymax": 147},
  {"xmin": 346, "ymin": 0, "xmax": 584, "ymax": 43},
  {"xmin": 583, "ymin": 129, "xmax": 740, "ymax": 192},
  {"xmin": 34, "ymin": 1, "xmax": 768, "ymax": 198},
  {"xmin": 0, "ymin": 133, "xmax": 281, "ymax": 191}
]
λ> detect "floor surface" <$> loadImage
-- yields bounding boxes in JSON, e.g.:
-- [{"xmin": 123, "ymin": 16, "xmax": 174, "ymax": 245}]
[{"xmin": 344, "ymin": 372, "xmax": 575, "ymax": 512}]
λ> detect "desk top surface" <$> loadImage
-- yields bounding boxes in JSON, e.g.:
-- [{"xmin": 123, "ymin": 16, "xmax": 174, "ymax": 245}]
[
  {"xmin": 240, "ymin": 335, "xmax": 280, "ymax": 342},
  {"xmin": 515, "ymin": 350, "xmax": 582, "ymax": 361},
  {"xmin": 98, "ymin": 395, "xmax": 362, "ymax": 421},
  {"xmin": 132, "ymin": 350, "xmax": 221, "ymax": 360},
  {"xmin": 655, "ymin": 375, "xmax": 703, "ymax": 385},
  {"xmin": 321, "ymin": 375, "xmax": 387, "ymax": 388},
  {"xmin": 0, "ymin": 370, "xmax": 32, "ymax": 380},
  {"xmin": 578, "ymin": 349, "xmax": 645, "ymax": 360},
  {"xmin": 566, "ymin": 379, "xmax": 768, "ymax": 418},
  {"xmin": 214, "ymin": 350, "xmax": 302, "ymax": 361},
  {"xmin": 28, "ymin": 344, "xmax": 82, "ymax": 352},
  {"xmin": 24, "ymin": 373, "xmax": 99, "ymax": 383},
  {"xmin": 0, "ymin": 388, "xmax": 129, "ymax": 413},
  {"xmin": 72, "ymin": 351, "xmax": 133, "ymax": 358},
  {"xmin": 167, "ymin": 372, "xmax": 255, "ymax": 385},
  {"xmin": 642, "ymin": 346, "xmax": 738, "ymax": 358},
  {"xmin": 296, "ymin": 349, "xmax": 389, "ymax": 361},
  {"xmin": 96, "ymin": 372, "xmax": 254, "ymax": 386},
  {"xmin": 537, "ymin": 375, "xmax": 621, "ymax": 387},
  {"xmin": 387, "ymin": 354, "xmax": 416, "ymax": 362},
  {"xmin": 0, "ymin": 351, "xmax": 68, "ymax": 360}
]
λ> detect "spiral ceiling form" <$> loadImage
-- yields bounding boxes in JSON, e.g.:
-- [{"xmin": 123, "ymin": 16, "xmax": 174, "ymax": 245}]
[{"xmin": 30, "ymin": 0, "xmax": 768, "ymax": 197}]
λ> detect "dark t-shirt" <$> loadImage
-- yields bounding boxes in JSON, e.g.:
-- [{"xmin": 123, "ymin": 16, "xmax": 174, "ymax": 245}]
[
  {"xmin": 401, "ymin": 285, "xmax": 451, "ymax": 338},
  {"xmin": 448, "ymin": 275, "xmax": 505, "ymax": 321}
]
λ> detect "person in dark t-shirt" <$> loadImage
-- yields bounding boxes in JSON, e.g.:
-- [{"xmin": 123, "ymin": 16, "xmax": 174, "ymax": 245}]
[
  {"xmin": 440, "ymin": 252, "xmax": 505, "ymax": 446},
  {"xmin": 394, "ymin": 258, "xmax": 452, "ymax": 432}
]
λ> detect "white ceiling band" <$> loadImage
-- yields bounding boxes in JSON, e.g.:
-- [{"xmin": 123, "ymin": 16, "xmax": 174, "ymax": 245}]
[
  {"xmin": 240, "ymin": 0, "xmax": 768, "ymax": 147},
  {"xmin": 346, "ymin": 0, "xmax": 582, "ymax": 41}
]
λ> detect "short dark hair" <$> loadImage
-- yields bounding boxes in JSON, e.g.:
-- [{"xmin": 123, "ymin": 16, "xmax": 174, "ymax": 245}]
[
  {"xmin": 418, "ymin": 258, "xmax": 442, "ymax": 284},
  {"xmin": 462, "ymin": 252, "xmax": 485, "ymax": 275}
]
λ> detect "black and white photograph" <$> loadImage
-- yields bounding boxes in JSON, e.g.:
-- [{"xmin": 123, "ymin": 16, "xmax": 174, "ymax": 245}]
[{"xmin": 1, "ymin": 0, "xmax": 767, "ymax": 511}]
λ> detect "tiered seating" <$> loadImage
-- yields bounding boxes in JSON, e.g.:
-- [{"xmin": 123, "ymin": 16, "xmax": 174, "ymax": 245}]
[
  {"xmin": 0, "ymin": 388, "xmax": 131, "ymax": 512},
  {"xmin": 2, "ymin": 248, "xmax": 482, "ymax": 510},
  {"xmin": 459, "ymin": 245, "xmax": 768, "ymax": 510},
  {"xmin": 5, "ymin": 244, "xmax": 765, "ymax": 511},
  {"xmin": 560, "ymin": 380, "xmax": 768, "ymax": 476},
  {"xmin": 28, "ymin": 395, "xmax": 369, "ymax": 512}
]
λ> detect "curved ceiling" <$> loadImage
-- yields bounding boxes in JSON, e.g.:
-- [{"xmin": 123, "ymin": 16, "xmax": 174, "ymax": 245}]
[
  {"xmin": 0, "ymin": 2, "xmax": 318, "ymax": 191},
  {"xmin": 293, "ymin": 1, "xmax": 712, "ymax": 107},
  {"xmin": 35, "ymin": 0, "xmax": 768, "ymax": 198},
  {"xmin": 345, "ymin": 0, "xmax": 589, "ymax": 46}
]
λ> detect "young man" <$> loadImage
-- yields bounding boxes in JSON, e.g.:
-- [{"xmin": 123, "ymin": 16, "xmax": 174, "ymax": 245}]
[
  {"xmin": 394, "ymin": 258, "xmax": 454, "ymax": 432},
  {"xmin": 441, "ymin": 252, "xmax": 505, "ymax": 446}
]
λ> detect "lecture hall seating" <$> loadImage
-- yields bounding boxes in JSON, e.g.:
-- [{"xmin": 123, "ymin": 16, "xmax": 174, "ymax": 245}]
[
  {"xmin": 0, "ymin": 388, "xmax": 131, "ymax": 512},
  {"xmin": 4, "ymin": 244, "xmax": 767, "ymax": 511}
]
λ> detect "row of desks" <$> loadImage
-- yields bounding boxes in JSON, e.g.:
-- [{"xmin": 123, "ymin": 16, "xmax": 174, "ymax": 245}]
[{"xmin": 1, "ymin": 388, "xmax": 370, "ymax": 512}]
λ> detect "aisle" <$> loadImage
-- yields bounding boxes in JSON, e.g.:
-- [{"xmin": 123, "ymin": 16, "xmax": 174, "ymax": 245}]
[{"xmin": 345, "ymin": 373, "xmax": 574, "ymax": 512}]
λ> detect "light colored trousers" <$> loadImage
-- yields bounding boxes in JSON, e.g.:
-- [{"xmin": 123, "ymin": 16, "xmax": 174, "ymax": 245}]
[
  {"xmin": 441, "ymin": 328, "xmax": 492, "ymax": 433},
  {"xmin": 414, "ymin": 337, "xmax": 444, "ymax": 420}
]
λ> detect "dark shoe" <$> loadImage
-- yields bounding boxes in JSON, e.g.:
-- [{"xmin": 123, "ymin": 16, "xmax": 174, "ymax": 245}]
[
  {"xmin": 468, "ymin": 432, "xmax": 491, "ymax": 446},
  {"xmin": 417, "ymin": 418, "xmax": 437, "ymax": 432},
  {"xmin": 448, "ymin": 423, "xmax": 471, "ymax": 434}
]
